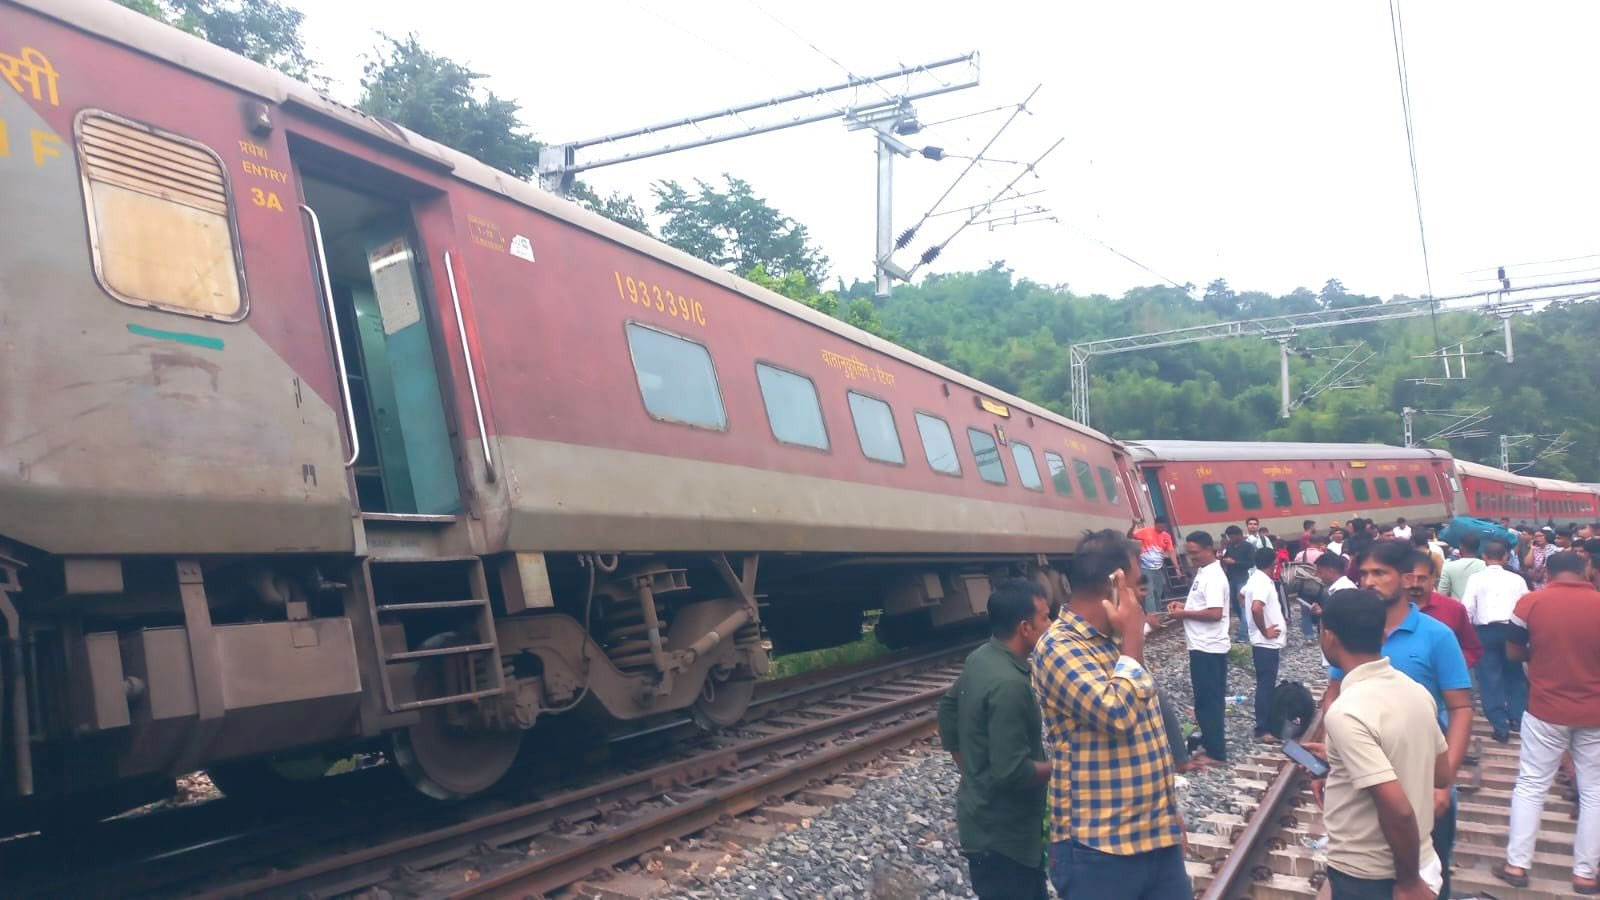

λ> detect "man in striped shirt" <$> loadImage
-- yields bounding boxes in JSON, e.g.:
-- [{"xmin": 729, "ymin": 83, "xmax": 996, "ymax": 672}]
[{"xmin": 1033, "ymin": 529, "xmax": 1189, "ymax": 899}]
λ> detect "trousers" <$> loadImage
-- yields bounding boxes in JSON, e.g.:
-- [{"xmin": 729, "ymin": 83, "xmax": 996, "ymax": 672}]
[
  {"xmin": 1048, "ymin": 840, "xmax": 1190, "ymax": 899},
  {"xmin": 1251, "ymin": 646, "xmax": 1280, "ymax": 737},
  {"xmin": 1142, "ymin": 565, "xmax": 1168, "ymax": 612},
  {"xmin": 1507, "ymin": 712, "xmax": 1600, "ymax": 879},
  {"xmin": 1189, "ymin": 650, "xmax": 1229, "ymax": 761},
  {"xmin": 1475, "ymin": 622, "xmax": 1529, "ymax": 734}
]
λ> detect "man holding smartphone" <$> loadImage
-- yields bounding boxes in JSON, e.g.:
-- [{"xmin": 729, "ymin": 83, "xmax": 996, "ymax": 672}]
[{"xmin": 1308, "ymin": 588, "xmax": 1449, "ymax": 900}]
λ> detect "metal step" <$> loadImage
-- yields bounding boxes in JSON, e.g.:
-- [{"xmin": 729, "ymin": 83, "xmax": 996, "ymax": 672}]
[{"xmin": 363, "ymin": 557, "xmax": 505, "ymax": 712}]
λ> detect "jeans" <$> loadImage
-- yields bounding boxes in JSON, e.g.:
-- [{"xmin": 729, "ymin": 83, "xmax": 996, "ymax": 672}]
[
  {"xmin": 1298, "ymin": 596, "xmax": 1319, "ymax": 638},
  {"xmin": 1507, "ymin": 712, "xmax": 1600, "ymax": 879},
  {"xmin": 1433, "ymin": 786, "xmax": 1457, "ymax": 899},
  {"xmin": 1475, "ymin": 622, "xmax": 1529, "ymax": 735},
  {"xmin": 964, "ymin": 849, "xmax": 1048, "ymax": 900},
  {"xmin": 1189, "ymin": 650, "xmax": 1229, "ymax": 761},
  {"xmin": 1142, "ymin": 565, "xmax": 1167, "ymax": 612},
  {"xmin": 1048, "ymin": 840, "xmax": 1191, "ymax": 900},
  {"xmin": 1228, "ymin": 573, "xmax": 1248, "ymax": 641},
  {"xmin": 1157, "ymin": 686, "xmax": 1189, "ymax": 769},
  {"xmin": 1326, "ymin": 866, "xmax": 1397, "ymax": 899},
  {"xmin": 1251, "ymin": 646, "xmax": 1280, "ymax": 737}
]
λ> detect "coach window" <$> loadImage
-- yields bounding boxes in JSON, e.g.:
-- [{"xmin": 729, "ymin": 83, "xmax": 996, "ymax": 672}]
[
  {"xmin": 968, "ymin": 428, "xmax": 1007, "ymax": 484},
  {"xmin": 1043, "ymin": 451, "xmax": 1073, "ymax": 495},
  {"xmin": 625, "ymin": 323, "xmax": 726, "ymax": 429},
  {"xmin": 755, "ymin": 363, "xmax": 827, "ymax": 449},
  {"xmin": 914, "ymin": 413, "xmax": 961, "ymax": 475},
  {"xmin": 1270, "ymin": 481, "xmax": 1293, "ymax": 507},
  {"xmin": 1325, "ymin": 478, "xmax": 1347, "ymax": 503},
  {"xmin": 1396, "ymin": 477, "xmax": 1413, "ymax": 499},
  {"xmin": 1236, "ymin": 481, "xmax": 1262, "ymax": 510},
  {"xmin": 1011, "ymin": 442, "xmax": 1044, "ymax": 491},
  {"xmin": 1415, "ymin": 475, "xmax": 1432, "ymax": 497},
  {"xmin": 1097, "ymin": 466, "xmax": 1121, "ymax": 504},
  {"xmin": 76, "ymin": 111, "xmax": 246, "ymax": 320},
  {"xmin": 1074, "ymin": 459, "xmax": 1099, "ymax": 499},
  {"xmin": 1203, "ymin": 482, "xmax": 1229, "ymax": 513},
  {"xmin": 1299, "ymin": 480, "xmax": 1321, "ymax": 505},
  {"xmin": 1351, "ymin": 478, "xmax": 1370, "ymax": 502},
  {"xmin": 1375, "ymin": 477, "xmax": 1392, "ymax": 500},
  {"xmin": 847, "ymin": 392, "xmax": 904, "ymax": 464}
]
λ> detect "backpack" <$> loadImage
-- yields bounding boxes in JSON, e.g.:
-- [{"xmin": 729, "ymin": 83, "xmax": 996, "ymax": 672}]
[
  {"xmin": 1269, "ymin": 680, "xmax": 1317, "ymax": 740},
  {"xmin": 1282, "ymin": 561, "xmax": 1323, "ymax": 602}
]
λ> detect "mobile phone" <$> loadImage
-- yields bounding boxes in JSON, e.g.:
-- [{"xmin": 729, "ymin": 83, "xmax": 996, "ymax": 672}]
[{"xmin": 1283, "ymin": 739, "xmax": 1330, "ymax": 778}]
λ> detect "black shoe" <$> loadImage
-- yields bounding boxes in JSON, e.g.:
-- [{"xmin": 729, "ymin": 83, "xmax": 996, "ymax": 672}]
[
  {"xmin": 1187, "ymin": 732, "xmax": 1204, "ymax": 754},
  {"xmin": 1493, "ymin": 729, "xmax": 1510, "ymax": 744}
]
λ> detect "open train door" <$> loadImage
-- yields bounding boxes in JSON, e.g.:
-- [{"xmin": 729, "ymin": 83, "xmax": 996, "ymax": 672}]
[{"xmin": 1114, "ymin": 449, "xmax": 1151, "ymax": 525}]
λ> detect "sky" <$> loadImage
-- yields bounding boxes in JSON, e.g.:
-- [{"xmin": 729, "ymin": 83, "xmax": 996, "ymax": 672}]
[{"xmin": 289, "ymin": 1, "xmax": 1600, "ymax": 301}]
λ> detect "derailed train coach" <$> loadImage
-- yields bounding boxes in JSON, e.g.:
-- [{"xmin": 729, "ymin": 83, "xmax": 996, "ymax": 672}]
[{"xmin": 0, "ymin": 0, "xmax": 1139, "ymax": 824}]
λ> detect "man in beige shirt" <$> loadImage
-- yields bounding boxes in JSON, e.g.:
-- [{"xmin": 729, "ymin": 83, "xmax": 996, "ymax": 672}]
[{"xmin": 1304, "ymin": 588, "xmax": 1449, "ymax": 900}]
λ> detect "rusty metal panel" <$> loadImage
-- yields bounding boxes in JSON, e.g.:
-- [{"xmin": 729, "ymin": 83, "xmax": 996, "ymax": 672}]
[{"xmin": 497, "ymin": 552, "xmax": 554, "ymax": 613}]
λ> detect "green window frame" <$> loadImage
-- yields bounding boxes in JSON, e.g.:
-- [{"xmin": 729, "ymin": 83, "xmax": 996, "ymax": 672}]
[
  {"xmin": 1074, "ymin": 458, "xmax": 1098, "ymax": 499},
  {"xmin": 1325, "ymin": 478, "xmax": 1347, "ymax": 503},
  {"xmin": 967, "ymin": 427, "xmax": 1007, "ymax": 485},
  {"xmin": 1298, "ymin": 479, "xmax": 1321, "ymax": 505},
  {"xmin": 1375, "ymin": 477, "xmax": 1392, "ymax": 500},
  {"xmin": 1011, "ymin": 442, "xmax": 1044, "ymax": 491},
  {"xmin": 1236, "ymin": 481, "xmax": 1262, "ymax": 510},
  {"xmin": 1270, "ymin": 480, "xmax": 1293, "ymax": 507},
  {"xmin": 1351, "ymin": 478, "xmax": 1370, "ymax": 502},
  {"xmin": 1043, "ymin": 451, "xmax": 1072, "ymax": 495},
  {"xmin": 1396, "ymin": 476, "xmax": 1413, "ymax": 499},
  {"xmin": 1415, "ymin": 475, "xmax": 1432, "ymax": 497},
  {"xmin": 1097, "ymin": 466, "xmax": 1121, "ymax": 504},
  {"xmin": 1202, "ymin": 482, "xmax": 1229, "ymax": 512}
]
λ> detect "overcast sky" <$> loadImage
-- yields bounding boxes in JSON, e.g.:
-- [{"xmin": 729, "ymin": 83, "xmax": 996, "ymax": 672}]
[{"xmin": 290, "ymin": 1, "xmax": 1600, "ymax": 300}]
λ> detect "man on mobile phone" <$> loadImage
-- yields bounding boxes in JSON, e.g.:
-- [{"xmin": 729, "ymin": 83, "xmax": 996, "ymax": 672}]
[{"xmin": 1311, "ymin": 588, "xmax": 1450, "ymax": 900}]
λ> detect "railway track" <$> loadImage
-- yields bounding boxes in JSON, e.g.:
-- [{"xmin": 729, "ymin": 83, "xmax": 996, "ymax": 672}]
[
  {"xmin": 5, "ymin": 639, "xmax": 977, "ymax": 899},
  {"xmin": 1192, "ymin": 718, "xmax": 1582, "ymax": 899}
]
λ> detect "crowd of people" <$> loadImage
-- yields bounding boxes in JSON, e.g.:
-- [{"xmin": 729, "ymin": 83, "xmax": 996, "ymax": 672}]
[{"xmin": 937, "ymin": 513, "xmax": 1600, "ymax": 899}]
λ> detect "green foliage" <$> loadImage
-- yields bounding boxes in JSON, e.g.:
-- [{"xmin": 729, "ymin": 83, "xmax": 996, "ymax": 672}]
[
  {"xmin": 358, "ymin": 33, "xmax": 541, "ymax": 178},
  {"xmin": 568, "ymin": 183, "xmax": 652, "ymax": 235},
  {"xmin": 767, "ymin": 631, "xmax": 891, "ymax": 679},
  {"xmin": 872, "ymin": 266, "xmax": 1600, "ymax": 480},
  {"xmin": 745, "ymin": 264, "xmax": 894, "ymax": 340},
  {"xmin": 116, "ymin": 0, "xmax": 315, "ymax": 78},
  {"xmin": 654, "ymin": 175, "xmax": 828, "ymax": 285}
]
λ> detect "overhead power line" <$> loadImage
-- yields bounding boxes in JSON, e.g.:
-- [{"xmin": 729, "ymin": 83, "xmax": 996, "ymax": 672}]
[{"xmin": 1387, "ymin": 0, "xmax": 1440, "ymax": 352}]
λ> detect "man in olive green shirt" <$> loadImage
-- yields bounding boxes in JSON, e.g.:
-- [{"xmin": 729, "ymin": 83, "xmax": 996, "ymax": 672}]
[{"xmin": 937, "ymin": 579, "xmax": 1052, "ymax": 900}]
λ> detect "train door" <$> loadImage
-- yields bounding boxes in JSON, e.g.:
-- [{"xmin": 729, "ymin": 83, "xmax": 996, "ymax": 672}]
[
  {"xmin": 297, "ymin": 171, "xmax": 462, "ymax": 516},
  {"xmin": 1142, "ymin": 466, "xmax": 1171, "ymax": 523}
]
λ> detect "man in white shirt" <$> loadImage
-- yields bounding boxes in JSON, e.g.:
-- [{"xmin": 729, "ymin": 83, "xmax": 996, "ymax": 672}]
[
  {"xmin": 1244, "ymin": 546, "xmax": 1287, "ymax": 741},
  {"xmin": 1169, "ymin": 530, "xmax": 1231, "ymax": 764},
  {"xmin": 1461, "ymin": 539, "xmax": 1531, "ymax": 743},
  {"xmin": 1392, "ymin": 518, "xmax": 1413, "ymax": 541},
  {"xmin": 1245, "ymin": 517, "xmax": 1273, "ymax": 550}
]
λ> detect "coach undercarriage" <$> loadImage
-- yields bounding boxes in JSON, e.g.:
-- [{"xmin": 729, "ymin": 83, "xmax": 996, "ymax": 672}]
[{"xmin": 0, "ymin": 536, "xmax": 1042, "ymax": 830}]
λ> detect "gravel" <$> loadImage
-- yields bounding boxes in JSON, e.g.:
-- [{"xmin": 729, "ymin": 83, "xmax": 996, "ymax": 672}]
[{"xmin": 662, "ymin": 621, "xmax": 1328, "ymax": 899}]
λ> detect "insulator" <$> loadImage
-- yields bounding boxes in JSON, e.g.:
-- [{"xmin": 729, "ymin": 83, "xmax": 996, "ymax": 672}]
[
  {"xmin": 895, "ymin": 227, "xmax": 917, "ymax": 249},
  {"xmin": 920, "ymin": 244, "xmax": 942, "ymax": 265}
]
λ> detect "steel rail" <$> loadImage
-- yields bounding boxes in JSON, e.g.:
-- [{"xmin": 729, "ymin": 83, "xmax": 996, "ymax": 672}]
[{"xmin": 1202, "ymin": 710, "xmax": 1326, "ymax": 899}]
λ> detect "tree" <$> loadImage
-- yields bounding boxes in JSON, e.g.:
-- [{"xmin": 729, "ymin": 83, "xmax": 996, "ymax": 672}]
[
  {"xmin": 116, "ymin": 0, "xmax": 315, "ymax": 78},
  {"xmin": 358, "ymin": 34, "xmax": 540, "ymax": 179},
  {"xmin": 568, "ymin": 183, "xmax": 651, "ymax": 235},
  {"xmin": 654, "ymin": 175, "xmax": 828, "ymax": 284},
  {"xmin": 745, "ymin": 265, "xmax": 893, "ymax": 340}
]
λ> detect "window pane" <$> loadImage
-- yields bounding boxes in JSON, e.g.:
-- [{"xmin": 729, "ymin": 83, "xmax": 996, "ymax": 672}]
[
  {"xmin": 914, "ymin": 413, "xmax": 961, "ymax": 475},
  {"xmin": 1044, "ymin": 452, "xmax": 1072, "ymax": 495},
  {"xmin": 625, "ymin": 323, "xmax": 726, "ymax": 429},
  {"xmin": 1351, "ymin": 478, "xmax": 1370, "ymax": 502},
  {"xmin": 79, "ymin": 113, "xmax": 244, "ymax": 319},
  {"xmin": 1396, "ymin": 476, "xmax": 1413, "ymax": 498},
  {"xmin": 1203, "ymin": 482, "xmax": 1229, "ymax": 512},
  {"xmin": 1011, "ymin": 442, "xmax": 1043, "ymax": 490},
  {"xmin": 1299, "ymin": 480, "xmax": 1321, "ymax": 505},
  {"xmin": 1270, "ymin": 481, "xmax": 1293, "ymax": 507},
  {"xmin": 1237, "ymin": 481, "xmax": 1262, "ymax": 510},
  {"xmin": 1074, "ymin": 459, "xmax": 1098, "ymax": 499},
  {"xmin": 1375, "ymin": 477, "xmax": 1392, "ymax": 500},
  {"xmin": 755, "ymin": 364, "xmax": 827, "ymax": 449},
  {"xmin": 1326, "ymin": 478, "xmax": 1347, "ymax": 503},
  {"xmin": 1415, "ymin": 475, "xmax": 1431, "ymax": 497},
  {"xmin": 968, "ymin": 428, "xmax": 1006, "ymax": 484},
  {"xmin": 1098, "ymin": 466, "xmax": 1121, "ymax": 504},
  {"xmin": 847, "ymin": 392, "xmax": 904, "ymax": 464}
]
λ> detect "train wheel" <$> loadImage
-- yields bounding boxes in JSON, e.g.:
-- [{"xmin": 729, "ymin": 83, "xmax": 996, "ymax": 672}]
[
  {"xmin": 689, "ymin": 667, "xmax": 754, "ymax": 731},
  {"xmin": 390, "ymin": 658, "xmax": 522, "ymax": 800}
]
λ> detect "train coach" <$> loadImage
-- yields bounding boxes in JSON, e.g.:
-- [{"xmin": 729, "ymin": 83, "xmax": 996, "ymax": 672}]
[
  {"xmin": 0, "ymin": 0, "xmax": 1140, "ymax": 823},
  {"xmin": 1124, "ymin": 440, "xmax": 1454, "ymax": 538}
]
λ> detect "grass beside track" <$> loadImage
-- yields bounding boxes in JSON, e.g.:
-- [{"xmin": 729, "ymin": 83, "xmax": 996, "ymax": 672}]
[{"xmin": 767, "ymin": 631, "xmax": 894, "ymax": 679}]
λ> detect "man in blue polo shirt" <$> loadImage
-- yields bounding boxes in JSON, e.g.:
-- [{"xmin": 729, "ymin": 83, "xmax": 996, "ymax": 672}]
[{"xmin": 1320, "ymin": 540, "xmax": 1474, "ymax": 899}]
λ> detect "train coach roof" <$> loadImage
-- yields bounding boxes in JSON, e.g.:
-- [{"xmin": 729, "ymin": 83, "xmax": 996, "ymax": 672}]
[
  {"xmin": 1453, "ymin": 458, "xmax": 1539, "ymax": 487},
  {"xmin": 32, "ymin": 0, "xmax": 1115, "ymax": 447},
  {"xmin": 1528, "ymin": 475, "xmax": 1599, "ymax": 494},
  {"xmin": 1122, "ymin": 440, "xmax": 1450, "ymax": 463}
]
